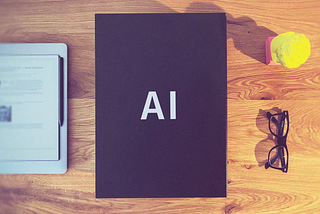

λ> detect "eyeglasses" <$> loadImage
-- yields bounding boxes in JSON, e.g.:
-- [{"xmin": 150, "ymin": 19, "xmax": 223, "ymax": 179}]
[{"xmin": 265, "ymin": 111, "xmax": 289, "ymax": 173}]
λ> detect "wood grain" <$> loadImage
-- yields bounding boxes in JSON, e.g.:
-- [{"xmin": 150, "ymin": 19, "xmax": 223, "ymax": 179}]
[
  {"xmin": 68, "ymin": 99, "xmax": 95, "ymax": 173},
  {"xmin": 1, "ymin": 0, "xmax": 320, "ymax": 213}
]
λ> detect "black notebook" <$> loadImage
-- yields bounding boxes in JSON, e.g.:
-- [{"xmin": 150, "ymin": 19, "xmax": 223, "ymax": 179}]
[{"xmin": 95, "ymin": 13, "xmax": 227, "ymax": 198}]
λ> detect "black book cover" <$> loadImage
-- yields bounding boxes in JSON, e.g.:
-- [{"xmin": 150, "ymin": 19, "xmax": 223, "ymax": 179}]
[{"xmin": 95, "ymin": 13, "xmax": 227, "ymax": 198}]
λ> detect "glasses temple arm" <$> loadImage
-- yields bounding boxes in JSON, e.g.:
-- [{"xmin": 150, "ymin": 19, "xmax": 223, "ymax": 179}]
[{"xmin": 279, "ymin": 147, "xmax": 286, "ymax": 167}]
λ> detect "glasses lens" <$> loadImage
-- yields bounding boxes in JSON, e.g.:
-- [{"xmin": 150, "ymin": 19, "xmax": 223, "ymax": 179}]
[
  {"xmin": 269, "ymin": 114, "xmax": 288, "ymax": 137},
  {"xmin": 268, "ymin": 146, "xmax": 288, "ymax": 169}
]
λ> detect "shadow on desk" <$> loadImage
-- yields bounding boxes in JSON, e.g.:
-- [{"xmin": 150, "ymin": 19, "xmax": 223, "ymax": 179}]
[{"xmin": 185, "ymin": 2, "xmax": 278, "ymax": 64}]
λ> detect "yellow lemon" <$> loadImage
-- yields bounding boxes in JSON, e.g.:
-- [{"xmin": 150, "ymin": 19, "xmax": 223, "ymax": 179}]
[{"xmin": 271, "ymin": 32, "xmax": 310, "ymax": 68}]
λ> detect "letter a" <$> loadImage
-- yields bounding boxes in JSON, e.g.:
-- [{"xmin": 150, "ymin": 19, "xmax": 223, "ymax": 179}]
[{"xmin": 141, "ymin": 91, "xmax": 165, "ymax": 120}]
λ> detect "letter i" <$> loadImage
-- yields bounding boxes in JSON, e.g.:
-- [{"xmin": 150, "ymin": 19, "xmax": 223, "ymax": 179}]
[{"xmin": 170, "ymin": 91, "xmax": 176, "ymax": 120}]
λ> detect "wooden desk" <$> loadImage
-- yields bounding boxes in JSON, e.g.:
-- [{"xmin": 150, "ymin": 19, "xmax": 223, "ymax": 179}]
[{"xmin": 1, "ymin": 0, "xmax": 319, "ymax": 213}]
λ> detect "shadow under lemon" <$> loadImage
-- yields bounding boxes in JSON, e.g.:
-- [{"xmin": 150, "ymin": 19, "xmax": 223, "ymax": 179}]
[{"xmin": 186, "ymin": 2, "xmax": 278, "ymax": 64}]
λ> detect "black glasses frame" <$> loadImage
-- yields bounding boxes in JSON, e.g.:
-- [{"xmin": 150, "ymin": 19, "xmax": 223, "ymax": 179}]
[{"xmin": 265, "ymin": 111, "xmax": 289, "ymax": 173}]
